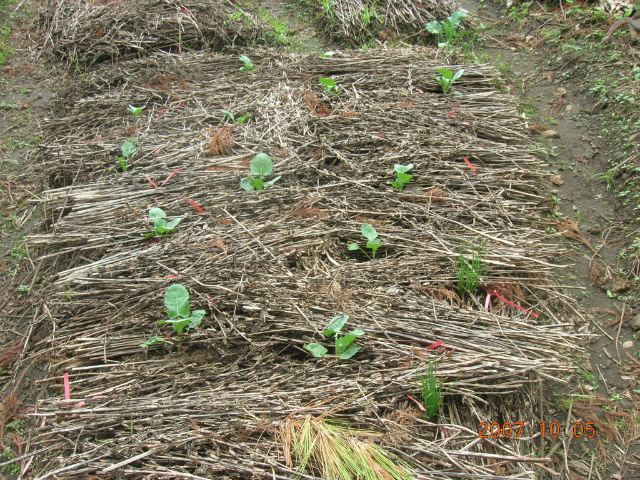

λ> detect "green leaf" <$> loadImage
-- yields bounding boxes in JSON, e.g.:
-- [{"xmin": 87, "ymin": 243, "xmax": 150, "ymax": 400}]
[
  {"xmin": 396, "ymin": 172, "xmax": 413, "ymax": 183},
  {"xmin": 191, "ymin": 310, "xmax": 205, "ymax": 328},
  {"xmin": 367, "ymin": 238, "xmax": 381, "ymax": 258},
  {"xmin": 149, "ymin": 207, "xmax": 166, "ymax": 222},
  {"xmin": 140, "ymin": 335, "xmax": 172, "ymax": 348},
  {"xmin": 447, "ymin": 11, "xmax": 466, "ymax": 27},
  {"xmin": 323, "ymin": 315, "xmax": 349, "ymax": 337},
  {"xmin": 165, "ymin": 284, "xmax": 190, "ymax": 319},
  {"xmin": 335, "ymin": 334, "xmax": 358, "ymax": 354},
  {"xmin": 160, "ymin": 317, "xmax": 191, "ymax": 336},
  {"xmin": 394, "ymin": 163, "xmax": 413, "ymax": 174},
  {"xmin": 250, "ymin": 177, "xmax": 265, "ymax": 191},
  {"xmin": 236, "ymin": 113, "xmax": 251, "ymax": 123},
  {"xmin": 390, "ymin": 181, "xmax": 404, "ymax": 191},
  {"xmin": 240, "ymin": 177, "xmax": 254, "ymax": 191},
  {"xmin": 318, "ymin": 77, "xmax": 336, "ymax": 91},
  {"xmin": 221, "ymin": 110, "xmax": 235, "ymax": 122},
  {"xmin": 347, "ymin": 243, "xmax": 360, "ymax": 251},
  {"xmin": 163, "ymin": 218, "xmax": 182, "ymax": 230},
  {"xmin": 121, "ymin": 138, "xmax": 138, "ymax": 158},
  {"xmin": 239, "ymin": 54, "xmax": 254, "ymax": 71},
  {"xmin": 348, "ymin": 329, "xmax": 365, "ymax": 337},
  {"xmin": 128, "ymin": 105, "xmax": 144, "ymax": 116},
  {"xmin": 305, "ymin": 343, "xmax": 328, "ymax": 357},
  {"xmin": 339, "ymin": 344, "xmax": 361, "ymax": 359},
  {"xmin": 435, "ymin": 68, "xmax": 453, "ymax": 79},
  {"xmin": 426, "ymin": 21, "xmax": 443, "ymax": 35},
  {"xmin": 361, "ymin": 223, "xmax": 378, "ymax": 242},
  {"xmin": 452, "ymin": 69, "xmax": 464, "ymax": 82},
  {"xmin": 250, "ymin": 153, "xmax": 273, "ymax": 177}
]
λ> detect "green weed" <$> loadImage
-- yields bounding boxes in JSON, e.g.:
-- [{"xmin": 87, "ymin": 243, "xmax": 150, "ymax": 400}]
[
  {"xmin": 417, "ymin": 360, "xmax": 444, "ymax": 419},
  {"xmin": 319, "ymin": 77, "xmax": 339, "ymax": 93},
  {"xmin": 434, "ymin": 68, "xmax": 464, "ymax": 94},
  {"xmin": 238, "ymin": 54, "xmax": 256, "ymax": 72},
  {"xmin": 457, "ymin": 241, "xmax": 487, "ymax": 297},
  {"xmin": 141, "ymin": 284, "xmax": 205, "ymax": 348},
  {"xmin": 304, "ymin": 315, "xmax": 365, "ymax": 360},
  {"xmin": 348, "ymin": 223, "xmax": 382, "ymax": 258},
  {"xmin": 127, "ymin": 105, "xmax": 145, "ymax": 116},
  {"xmin": 221, "ymin": 110, "xmax": 251, "ymax": 123},
  {"xmin": 426, "ymin": 11, "xmax": 466, "ymax": 48},
  {"xmin": 240, "ymin": 153, "xmax": 281, "ymax": 191}
]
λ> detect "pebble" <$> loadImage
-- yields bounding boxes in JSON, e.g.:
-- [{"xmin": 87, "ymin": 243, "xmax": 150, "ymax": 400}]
[{"xmin": 630, "ymin": 314, "xmax": 640, "ymax": 331}]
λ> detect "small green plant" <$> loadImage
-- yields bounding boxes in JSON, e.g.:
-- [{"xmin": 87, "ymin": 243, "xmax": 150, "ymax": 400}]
[
  {"xmin": 238, "ymin": 54, "xmax": 255, "ymax": 72},
  {"xmin": 417, "ymin": 360, "xmax": 444, "ymax": 419},
  {"xmin": 319, "ymin": 77, "xmax": 339, "ymax": 93},
  {"xmin": 434, "ymin": 68, "xmax": 464, "ymax": 94},
  {"xmin": 147, "ymin": 207, "xmax": 182, "ymax": 235},
  {"xmin": 348, "ymin": 223, "xmax": 382, "ymax": 258},
  {"xmin": 116, "ymin": 137, "xmax": 137, "ymax": 172},
  {"xmin": 221, "ymin": 110, "xmax": 251, "ymax": 123},
  {"xmin": 127, "ymin": 105, "xmax": 145, "ymax": 116},
  {"xmin": 426, "ymin": 11, "xmax": 466, "ymax": 47},
  {"xmin": 240, "ymin": 153, "xmax": 281, "ymax": 191},
  {"xmin": 304, "ymin": 315, "xmax": 365, "ymax": 360},
  {"xmin": 457, "ymin": 241, "xmax": 487, "ymax": 296},
  {"xmin": 389, "ymin": 163, "xmax": 413, "ymax": 191},
  {"xmin": 593, "ymin": 168, "xmax": 615, "ymax": 191},
  {"xmin": 141, "ymin": 284, "xmax": 205, "ymax": 348}
]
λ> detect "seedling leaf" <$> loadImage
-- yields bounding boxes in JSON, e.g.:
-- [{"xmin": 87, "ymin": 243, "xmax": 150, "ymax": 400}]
[
  {"xmin": 128, "ymin": 105, "xmax": 144, "ymax": 116},
  {"xmin": 240, "ymin": 177, "xmax": 254, "ymax": 191},
  {"xmin": 452, "ymin": 69, "xmax": 464, "ymax": 82},
  {"xmin": 394, "ymin": 163, "xmax": 413, "ymax": 174},
  {"xmin": 140, "ymin": 335, "xmax": 172, "ymax": 347},
  {"xmin": 221, "ymin": 110, "xmax": 235, "ymax": 122},
  {"xmin": 347, "ymin": 243, "xmax": 360, "ymax": 251},
  {"xmin": 249, "ymin": 177, "xmax": 265, "ymax": 190},
  {"xmin": 318, "ymin": 77, "xmax": 336, "ymax": 92},
  {"xmin": 426, "ymin": 21, "xmax": 443, "ymax": 35},
  {"xmin": 251, "ymin": 153, "xmax": 273, "ymax": 177},
  {"xmin": 191, "ymin": 310, "xmax": 205, "ymax": 328},
  {"xmin": 361, "ymin": 223, "xmax": 378, "ymax": 242},
  {"xmin": 305, "ymin": 343, "xmax": 328, "ymax": 357},
  {"xmin": 149, "ymin": 207, "xmax": 167, "ymax": 226},
  {"xmin": 447, "ymin": 10, "xmax": 466, "ymax": 26},
  {"xmin": 239, "ymin": 54, "xmax": 255, "ymax": 71},
  {"xmin": 165, "ymin": 284, "xmax": 190, "ymax": 319},
  {"xmin": 339, "ymin": 344, "xmax": 361, "ymax": 359},
  {"xmin": 236, "ymin": 113, "xmax": 251, "ymax": 123},
  {"xmin": 265, "ymin": 175, "xmax": 281, "ymax": 187},
  {"xmin": 323, "ymin": 315, "xmax": 349, "ymax": 337},
  {"xmin": 435, "ymin": 68, "xmax": 453, "ymax": 79},
  {"xmin": 396, "ymin": 172, "xmax": 413, "ymax": 183},
  {"xmin": 121, "ymin": 138, "xmax": 137, "ymax": 158}
]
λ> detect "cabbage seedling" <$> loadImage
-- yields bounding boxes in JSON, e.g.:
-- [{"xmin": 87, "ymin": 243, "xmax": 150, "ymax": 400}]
[
  {"xmin": 319, "ymin": 77, "xmax": 339, "ymax": 93},
  {"xmin": 434, "ymin": 68, "xmax": 464, "ymax": 94},
  {"xmin": 389, "ymin": 163, "xmax": 413, "ymax": 191},
  {"xmin": 221, "ymin": 110, "xmax": 251, "ymax": 123},
  {"xmin": 147, "ymin": 207, "xmax": 182, "ymax": 235},
  {"xmin": 116, "ymin": 137, "xmax": 137, "ymax": 172},
  {"xmin": 240, "ymin": 153, "xmax": 281, "ymax": 191},
  {"xmin": 239, "ymin": 54, "xmax": 256, "ymax": 72},
  {"xmin": 141, "ymin": 284, "xmax": 205, "ymax": 348},
  {"xmin": 348, "ymin": 223, "xmax": 382, "ymax": 258},
  {"xmin": 426, "ymin": 11, "xmax": 466, "ymax": 48},
  {"xmin": 304, "ymin": 315, "xmax": 365, "ymax": 360},
  {"xmin": 128, "ymin": 105, "xmax": 145, "ymax": 116}
]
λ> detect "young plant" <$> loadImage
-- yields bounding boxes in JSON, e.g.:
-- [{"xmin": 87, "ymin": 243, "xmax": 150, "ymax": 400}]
[
  {"xmin": 417, "ymin": 360, "xmax": 444, "ymax": 419},
  {"xmin": 240, "ymin": 153, "xmax": 281, "ymax": 191},
  {"xmin": 304, "ymin": 315, "xmax": 365, "ymax": 360},
  {"xmin": 221, "ymin": 110, "xmax": 251, "ymax": 124},
  {"xmin": 434, "ymin": 68, "xmax": 464, "ymax": 94},
  {"xmin": 238, "ymin": 54, "xmax": 255, "ymax": 72},
  {"xmin": 141, "ymin": 284, "xmax": 205, "ymax": 348},
  {"xmin": 348, "ymin": 223, "xmax": 382, "ymax": 258},
  {"xmin": 426, "ymin": 11, "xmax": 466, "ymax": 48},
  {"xmin": 116, "ymin": 137, "xmax": 137, "ymax": 172},
  {"xmin": 127, "ymin": 105, "xmax": 145, "ymax": 116},
  {"xmin": 319, "ymin": 77, "xmax": 339, "ymax": 93},
  {"xmin": 389, "ymin": 163, "xmax": 413, "ymax": 191},
  {"xmin": 457, "ymin": 241, "xmax": 487, "ymax": 297},
  {"xmin": 147, "ymin": 207, "xmax": 182, "ymax": 235}
]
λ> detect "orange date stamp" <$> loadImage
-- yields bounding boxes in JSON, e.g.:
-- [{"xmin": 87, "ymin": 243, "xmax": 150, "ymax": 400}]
[{"xmin": 479, "ymin": 421, "xmax": 596, "ymax": 439}]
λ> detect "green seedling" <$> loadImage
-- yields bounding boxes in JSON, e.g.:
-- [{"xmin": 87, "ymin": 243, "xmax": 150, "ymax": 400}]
[
  {"xmin": 434, "ymin": 68, "xmax": 464, "ymax": 94},
  {"xmin": 240, "ymin": 153, "xmax": 281, "ymax": 191},
  {"xmin": 239, "ymin": 54, "xmax": 255, "ymax": 72},
  {"xmin": 348, "ymin": 223, "xmax": 382, "ymax": 258},
  {"xmin": 319, "ymin": 77, "xmax": 340, "ymax": 93},
  {"xmin": 389, "ymin": 163, "xmax": 413, "ymax": 191},
  {"xmin": 221, "ymin": 110, "xmax": 251, "ymax": 123},
  {"xmin": 457, "ymin": 241, "xmax": 487, "ymax": 297},
  {"xmin": 141, "ymin": 284, "xmax": 205, "ymax": 348},
  {"xmin": 304, "ymin": 315, "xmax": 365, "ymax": 360},
  {"xmin": 416, "ymin": 361, "xmax": 444, "ymax": 419},
  {"xmin": 426, "ymin": 11, "xmax": 466, "ymax": 48},
  {"xmin": 116, "ymin": 137, "xmax": 137, "ymax": 172},
  {"xmin": 147, "ymin": 207, "xmax": 182, "ymax": 235},
  {"xmin": 127, "ymin": 105, "xmax": 145, "ymax": 116}
]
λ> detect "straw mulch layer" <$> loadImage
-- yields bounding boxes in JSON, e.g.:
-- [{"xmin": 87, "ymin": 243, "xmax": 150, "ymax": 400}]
[
  {"xmin": 39, "ymin": 0, "xmax": 268, "ymax": 67},
  {"xmin": 21, "ymin": 49, "xmax": 582, "ymax": 479},
  {"xmin": 304, "ymin": 0, "xmax": 457, "ymax": 44}
]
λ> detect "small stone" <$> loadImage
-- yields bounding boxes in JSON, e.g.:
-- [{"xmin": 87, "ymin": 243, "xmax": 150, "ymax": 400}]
[
  {"xmin": 630, "ymin": 314, "xmax": 640, "ymax": 331},
  {"xmin": 550, "ymin": 175, "xmax": 564, "ymax": 186},
  {"xmin": 541, "ymin": 129, "xmax": 559, "ymax": 138},
  {"xmin": 623, "ymin": 340, "xmax": 634, "ymax": 349}
]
